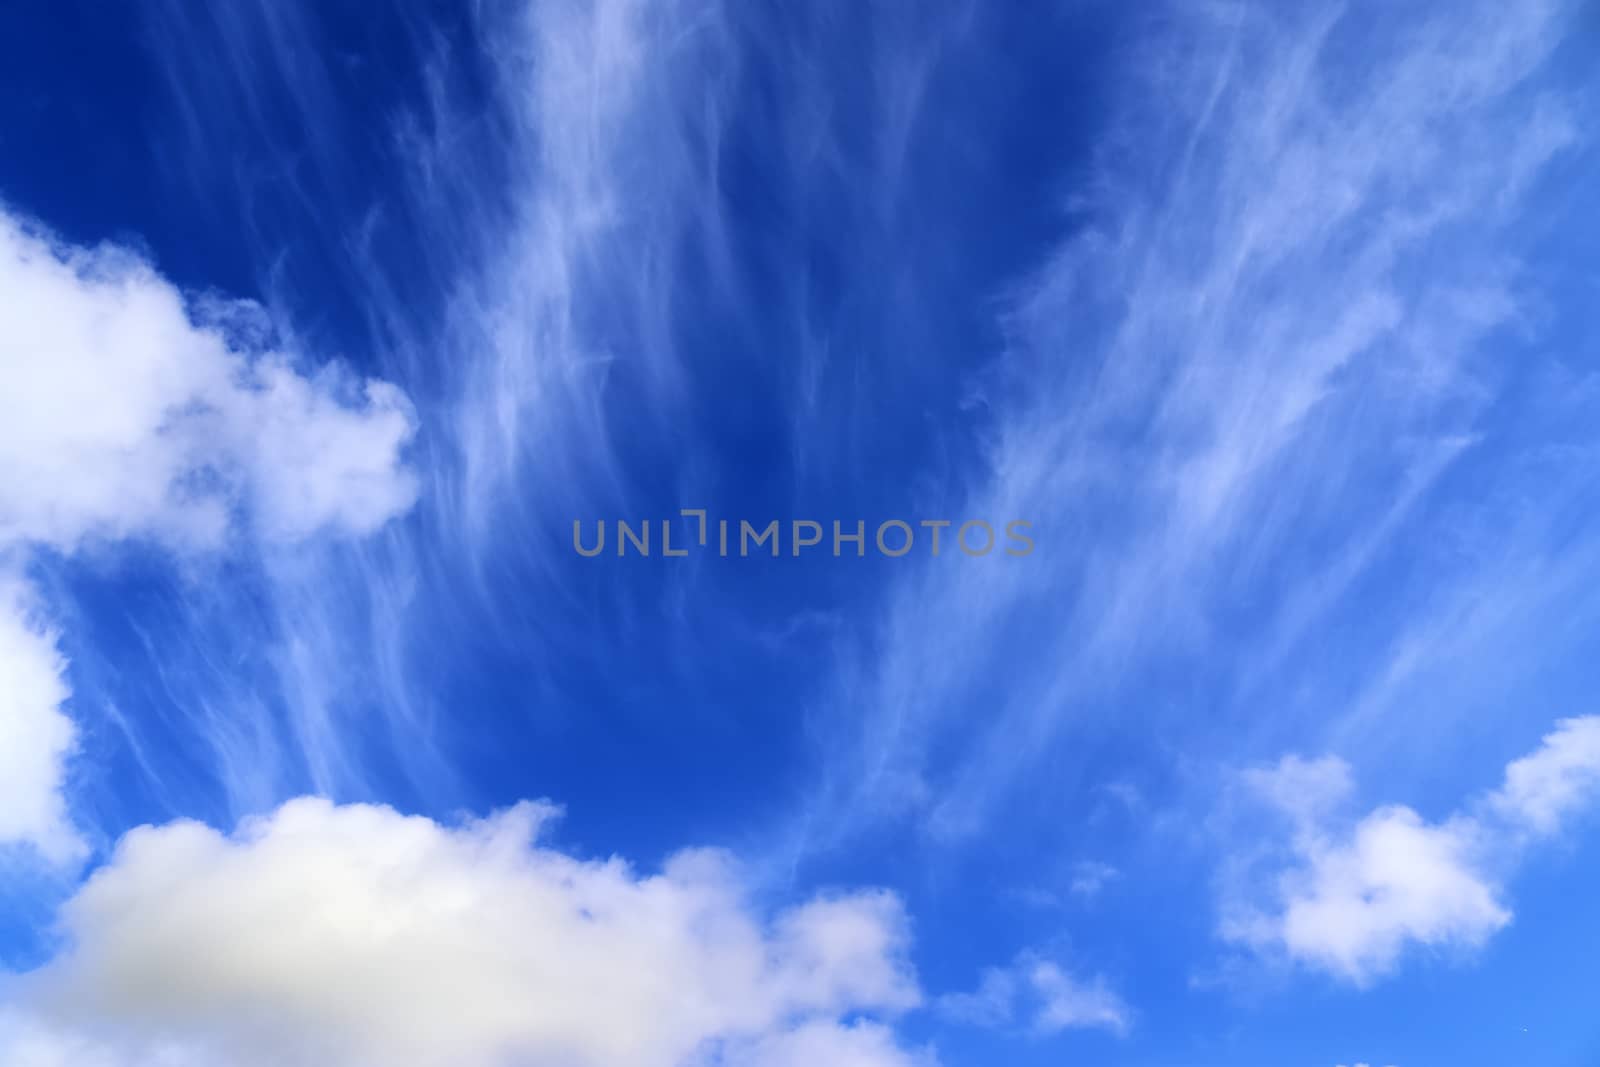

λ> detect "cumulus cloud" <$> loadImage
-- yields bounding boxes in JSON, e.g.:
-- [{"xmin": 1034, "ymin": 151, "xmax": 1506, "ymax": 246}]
[
  {"xmin": 1228, "ymin": 716, "xmax": 1600, "ymax": 984},
  {"xmin": 0, "ymin": 209, "xmax": 417, "ymax": 553},
  {"xmin": 938, "ymin": 954, "xmax": 1128, "ymax": 1037},
  {"xmin": 0, "ymin": 797, "xmax": 928, "ymax": 1067},
  {"xmin": 1488, "ymin": 717, "xmax": 1600, "ymax": 837},
  {"xmin": 0, "ymin": 578, "xmax": 81, "ymax": 862},
  {"xmin": 0, "ymin": 206, "xmax": 419, "ymax": 857},
  {"xmin": 1231, "ymin": 797, "xmax": 1508, "ymax": 984}
]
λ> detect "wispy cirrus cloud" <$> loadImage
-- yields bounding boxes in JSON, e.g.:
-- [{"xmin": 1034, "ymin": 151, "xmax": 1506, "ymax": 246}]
[
  {"xmin": 117, "ymin": 0, "xmax": 748, "ymax": 820},
  {"xmin": 796, "ymin": 0, "xmax": 1592, "ymax": 853},
  {"xmin": 119, "ymin": 0, "xmax": 1000, "ymax": 840}
]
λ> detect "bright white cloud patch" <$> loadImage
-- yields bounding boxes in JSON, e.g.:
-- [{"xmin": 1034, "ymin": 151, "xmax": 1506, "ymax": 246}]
[
  {"xmin": 1488, "ymin": 717, "xmax": 1600, "ymax": 836},
  {"xmin": 1247, "ymin": 801, "xmax": 1508, "ymax": 984},
  {"xmin": 0, "ymin": 578, "xmax": 81, "ymax": 863},
  {"xmin": 0, "ymin": 797, "xmax": 928, "ymax": 1067},
  {"xmin": 1229, "ymin": 717, "xmax": 1600, "ymax": 984},
  {"xmin": 0, "ymin": 209, "xmax": 417, "ymax": 553}
]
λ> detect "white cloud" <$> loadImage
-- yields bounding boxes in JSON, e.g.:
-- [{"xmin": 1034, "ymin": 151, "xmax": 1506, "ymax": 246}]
[
  {"xmin": 0, "ymin": 577, "xmax": 81, "ymax": 863},
  {"xmin": 1488, "ymin": 717, "xmax": 1600, "ymax": 837},
  {"xmin": 1027, "ymin": 960, "xmax": 1130, "ymax": 1036},
  {"xmin": 936, "ymin": 967, "xmax": 1018, "ymax": 1029},
  {"xmin": 938, "ymin": 954, "xmax": 1128, "ymax": 1037},
  {"xmin": 0, "ymin": 208, "xmax": 417, "ymax": 553},
  {"xmin": 1255, "ymin": 802, "xmax": 1507, "ymax": 984},
  {"xmin": 1, "ymin": 797, "xmax": 927, "ymax": 1067},
  {"xmin": 0, "ymin": 207, "xmax": 419, "ymax": 857},
  {"xmin": 1229, "ymin": 716, "xmax": 1600, "ymax": 985}
]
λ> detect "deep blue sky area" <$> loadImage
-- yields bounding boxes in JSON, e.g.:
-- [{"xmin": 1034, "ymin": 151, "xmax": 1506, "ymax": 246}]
[{"xmin": 1, "ymin": 3, "xmax": 1598, "ymax": 1067}]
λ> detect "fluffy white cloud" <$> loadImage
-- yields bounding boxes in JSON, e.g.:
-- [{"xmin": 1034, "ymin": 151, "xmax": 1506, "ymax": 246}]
[
  {"xmin": 0, "ymin": 207, "xmax": 419, "ymax": 857},
  {"xmin": 0, "ymin": 209, "xmax": 417, "ymax": 552},
  {"xmin": 0, "ymin": 797, "xmax": 927, "ymax": 1067},
  {"xmin": 937, "ymin": 954, "xmax": 1128, "ymax": 1036},
  {"xmin": 0, "ymin": 577, "xmax": 81, "ymax": 862},
  {"xmin": 1488, "ymin": 717, "xmax": 1600, "ymax": 837},
  {"xmin": 1257, "ymin": 803, "xmax": 1508, "ymax": 984},
  {"xmin": 1229, "ymin": 717, "xmax": 1600, "ymax": 984}
]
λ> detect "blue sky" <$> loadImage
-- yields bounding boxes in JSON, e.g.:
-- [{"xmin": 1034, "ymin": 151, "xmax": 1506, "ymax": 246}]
[{"xmin": 0, "ymin": 1, "xmax": 1598, "ymax": 1065}]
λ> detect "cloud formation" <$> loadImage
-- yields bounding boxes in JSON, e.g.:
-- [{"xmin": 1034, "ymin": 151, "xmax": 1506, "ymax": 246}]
[
  {"xmin": 0, "ymin": 209, "xmax": 416, "ymax": 553},
  {"xmin": 2, "ymin": 797, "xmax": 927, "ymax": 1067},
  {"xmin": 1489, "ymin": 716, "xmax": 1600, "ymax": 836},
  {"xmin": 938, "ymin": 954, "xmax": 1128, "ymax": 1036},
  {"xmin": 800, "ymin": 0, "xmax": 1585, "ymax": 853},
  {"xmin": 1228, "ymin": 716, "xmax": 1600, "ymax": 984},
  {"xmin": 0, "ymin": 577, "xmax": 79, "ymax": 863},
  {"xmin": 0, "ymin": 207, "xmax": 418, "ymax": 858}
]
